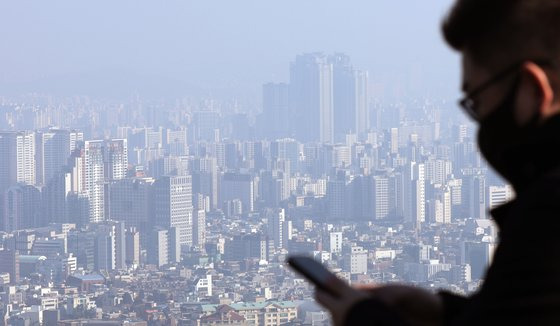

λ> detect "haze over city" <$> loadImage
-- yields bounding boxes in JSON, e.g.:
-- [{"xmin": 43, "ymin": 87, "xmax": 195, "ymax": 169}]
[
  {"xmin": 0, "ymin": 1, "xmax": 459, "ymax": 101},
  {"xmin": 0, "ymin": 1, "xmax": 508, "ymax": 325}
]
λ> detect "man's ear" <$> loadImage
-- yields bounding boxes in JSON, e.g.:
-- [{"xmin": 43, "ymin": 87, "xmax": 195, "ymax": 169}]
[{"xmin": 516, "ymin": 62, "xmax": 555, "ymax": 123}]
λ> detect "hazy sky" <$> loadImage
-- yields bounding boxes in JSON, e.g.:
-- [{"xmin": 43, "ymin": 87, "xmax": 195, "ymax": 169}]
[{"xmin": 0, "ymin": 0, "xmax": 460, "ymax": 100}]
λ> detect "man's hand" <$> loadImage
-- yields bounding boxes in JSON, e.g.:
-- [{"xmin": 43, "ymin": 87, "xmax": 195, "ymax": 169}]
[
  {"xmin": 314, "ymin": 276, "xmax": 371, "ymax": 326},
  {"xmin": 315, "ymin": 279, "xmax": 443, "ymax": 326}
]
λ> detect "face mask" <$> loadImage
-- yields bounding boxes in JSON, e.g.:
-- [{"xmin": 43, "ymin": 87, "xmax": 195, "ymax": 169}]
[{"xmin": 477, "ymin": 77, "xmax": 541, "ymax": 190}]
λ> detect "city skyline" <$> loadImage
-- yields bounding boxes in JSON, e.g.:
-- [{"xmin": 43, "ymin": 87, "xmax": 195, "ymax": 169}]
[
  {"xmin": 0, "ymin": 49, "xmax": 505, "ymax": 323},
  {"xmin": 0, "ymin": 2, "xmax": 507, "ymax": 325}
]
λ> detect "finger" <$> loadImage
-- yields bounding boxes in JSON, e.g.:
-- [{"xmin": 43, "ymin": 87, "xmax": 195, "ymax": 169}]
[
  {"xmin": 315, "ymin": 289, "xmax": 340, "ymax": 310},
  {"xmin": 327, "ymin": 276, "xmax": 355, "ymax": 297},
  {"xmin": 355, "ymin": 283, "xmax": 381, "ymax": 291}
]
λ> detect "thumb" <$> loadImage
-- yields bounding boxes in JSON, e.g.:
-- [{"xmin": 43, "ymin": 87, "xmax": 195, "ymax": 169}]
[{"xmin": 315, "ymin": 288, "xmax": 339, "ymax": 309}]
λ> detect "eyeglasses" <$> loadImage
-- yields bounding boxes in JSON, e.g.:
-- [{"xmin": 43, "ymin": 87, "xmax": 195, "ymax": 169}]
[{"xmin": 458, "ymin": 59, "xmax": 555, "ymax": 121}]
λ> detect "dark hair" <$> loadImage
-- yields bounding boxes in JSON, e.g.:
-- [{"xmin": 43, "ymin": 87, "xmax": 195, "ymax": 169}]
[{"xmin": 442, "ymin": 0, "xmax": 560, "ymax": 67}]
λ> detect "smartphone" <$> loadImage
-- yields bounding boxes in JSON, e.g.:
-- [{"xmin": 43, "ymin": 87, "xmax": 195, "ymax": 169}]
[
  {"xmin": 288, "ymin": 255, "xmax": 410, "ymax": 326},
  {"xmin": 287, "ymin": 255, "xmax": 343, "ymax": 297}
]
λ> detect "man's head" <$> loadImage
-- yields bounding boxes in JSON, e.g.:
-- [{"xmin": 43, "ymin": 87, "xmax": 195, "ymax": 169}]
[
  {"xmin": 443, "ymin": 0, "xmax": 560, "ymax": 190},
  {"xmin": 443, "ymin": 0, "xmax": 560, "ymax": 123}
]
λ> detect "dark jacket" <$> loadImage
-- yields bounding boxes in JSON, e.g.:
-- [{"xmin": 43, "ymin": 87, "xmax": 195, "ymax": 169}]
[
  {"xmin": 440, "ymin": 170, "xmax": 560, "ymax": 325},
  {"xmin": 347, "ymin": 171, "xmax": 560, "ymax": 325}
]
